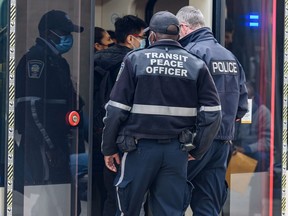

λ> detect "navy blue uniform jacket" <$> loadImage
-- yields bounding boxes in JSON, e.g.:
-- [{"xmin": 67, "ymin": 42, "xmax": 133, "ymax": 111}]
[
  {"xmin": 102, "ymin": 39, "xmax": 222, "ymax": 160},
  {"xmin": 179, "ymin": 27, "xmax": 248, "ymax": 141}
]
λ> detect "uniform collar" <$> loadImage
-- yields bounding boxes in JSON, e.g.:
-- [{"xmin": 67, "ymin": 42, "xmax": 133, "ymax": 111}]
[
  {"xmin": 149, "ymin": 39, "xmax": 182, "ymax": 48},
  {"xmin": 179, "ymin": 27, "xmax": 216, "ymax": 47},
  {"xmin": 37, "ymin": 37, "xmax": 60, "ymax": 55}
]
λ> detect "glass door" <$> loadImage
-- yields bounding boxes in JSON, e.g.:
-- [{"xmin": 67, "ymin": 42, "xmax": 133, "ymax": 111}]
[
  {"xmin": 223, "ymin": 0, "xmax": 283, "ymax": 215},
  {"xmin": 8, "ymin": 1, "xmax": 94, "ymax": 215}
]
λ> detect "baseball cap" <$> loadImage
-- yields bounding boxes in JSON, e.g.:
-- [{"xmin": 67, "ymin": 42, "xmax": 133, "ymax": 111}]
[
  {"xmin": 144, "ymin": 11, "xmax": 179, "ymax": 35},
  {"xmin": 38, "ymin": 10, "xmax": 84, "ymax": 33}
]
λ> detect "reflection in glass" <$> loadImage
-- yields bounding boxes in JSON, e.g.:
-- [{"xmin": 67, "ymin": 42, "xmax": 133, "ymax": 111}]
[
  {"xmin": 13, "ymin": 1, "xmax": 89, "ymax": 216},
  {"xmin": 234, "ymin": 81, "xmax": 271, "ymax": 172},
  {"xmin": 224, "ymin": 0, "xmax": 283, "ymax": 215},
  {"xmin": 232, "ymin": 81, "xmax": 271, "ymax": 215}
]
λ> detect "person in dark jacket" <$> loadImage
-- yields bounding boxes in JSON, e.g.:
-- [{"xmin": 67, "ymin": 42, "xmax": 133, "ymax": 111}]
[
  {"xmin": 94, "ymin": 27, "xmax": 114, "ymax": 51},
  {"xmin": 233, "ymin": 81, "xmax": 271, "ymax": 172},
  {"xmin": 176, "ymin": 6, "xmax": 248, "ymax": 215},
  {"xmin": 102, "ymin": 11, "xmax": 222, "ymax": 216},
  {"xmin": 14, "ymin": 9, "xmax": 83, "ymax": 215},
  {"xmin": 68, "ymin": 26, "xmax": 114, "ymax": 214},
  {"xmin": 92, "ymin": 15, "xmax": 147, "ymax": 216}
]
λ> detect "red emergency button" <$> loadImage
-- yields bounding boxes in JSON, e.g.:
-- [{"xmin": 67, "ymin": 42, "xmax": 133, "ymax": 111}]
[{"xmin": 67, "ymin": 111, "xmax": 80, "ymax": 126}]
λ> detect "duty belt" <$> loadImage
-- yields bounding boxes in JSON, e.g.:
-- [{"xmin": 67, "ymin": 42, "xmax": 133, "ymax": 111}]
[{"xmin": 224, "ymin": 140, "xmax": 232, "ymax": 145}]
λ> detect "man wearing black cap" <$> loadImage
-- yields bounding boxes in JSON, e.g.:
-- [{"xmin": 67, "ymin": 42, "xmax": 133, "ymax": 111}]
[
  {"xmin": 14, "ymin": 9, "xmax": 83, "ymax": 190},
  {"xmin": 101, "ymin": 11, "xmax": 222, "ymax": 216}
]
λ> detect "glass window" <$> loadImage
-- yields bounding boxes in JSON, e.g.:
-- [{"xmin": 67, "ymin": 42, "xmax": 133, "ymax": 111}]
[
  {"xmin": 224, "ymin": 0, "xmax": 283, "ymax": 215},
  {"xmin": 12, "ymin": 1, "xmax": 93, "ymax": 215}
]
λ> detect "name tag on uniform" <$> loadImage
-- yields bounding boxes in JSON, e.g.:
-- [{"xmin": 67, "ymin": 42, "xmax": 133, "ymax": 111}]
[
  {"xmin": 28, "ymin": 60, "xmax": 44, "ymax": 79},
  {"xmin": 210, "ymin": 60, "xmax": 238, "ymax": 75}
]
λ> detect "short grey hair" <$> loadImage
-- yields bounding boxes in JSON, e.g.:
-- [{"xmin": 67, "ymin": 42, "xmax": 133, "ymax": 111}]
[{"xmin": 176, "ymin": 6, "xmax": 205, "ymax": 30}]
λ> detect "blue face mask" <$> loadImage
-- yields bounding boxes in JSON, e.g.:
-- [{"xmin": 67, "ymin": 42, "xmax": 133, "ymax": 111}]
[
  {"xmin": 139, "ymin": 39, "xmax": 146, "ymax": 49},
  {"xmin": 50, "ymin": 31, "xmax": 74, "ymax": 54},
  {"xmin": 131, "ymin": 36, "xmax": 146, "ymax": 50}
]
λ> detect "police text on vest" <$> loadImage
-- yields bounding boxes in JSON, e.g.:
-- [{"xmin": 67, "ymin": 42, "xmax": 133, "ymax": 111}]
[{"xmin": 211, "ymin": 60, "xmax": 238, "ymax": 75}]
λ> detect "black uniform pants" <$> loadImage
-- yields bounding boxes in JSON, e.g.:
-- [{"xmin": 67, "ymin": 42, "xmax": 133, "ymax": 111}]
[
  {"xmin": 114, "ymin": 139, "xmax": 192, "ymax": 216},
  {"xmin": 188, "ymin": 140, "xmax": 230, "ymax": 216}
]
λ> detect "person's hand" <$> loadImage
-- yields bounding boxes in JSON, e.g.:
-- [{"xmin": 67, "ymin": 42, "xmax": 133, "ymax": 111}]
[
  {"xmin": 234, "ymin": 146, "xmax": 245, "ymax": 154},
  {"xmin": 188, "ymin": 154, "xmax": 196, "ymax": 161},
  {"xmin": 104, "ymin": 153, "xmax": 121, "ymax": 172}
]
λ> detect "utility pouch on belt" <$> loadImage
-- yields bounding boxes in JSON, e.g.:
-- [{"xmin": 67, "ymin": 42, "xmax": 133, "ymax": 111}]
[
  {"xmin": 179, "ymin": 129, "xmax": 196, "ymax": 152},
  {"xmin": 116, "ymin": 135, "xmax": 137, "ymax": 153}
]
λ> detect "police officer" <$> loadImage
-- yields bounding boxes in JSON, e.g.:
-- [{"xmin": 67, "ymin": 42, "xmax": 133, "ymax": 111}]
[
  {"xmin": 101, "ymin": 11, "xmax": 222, "ymax": 216},
  {"xmin": 176, "ymin": 6, "xmax": 248, "ymax": 215},
  {"xmin": 15, "ymin": 10, "xmax": 83, "ymax": 188}
]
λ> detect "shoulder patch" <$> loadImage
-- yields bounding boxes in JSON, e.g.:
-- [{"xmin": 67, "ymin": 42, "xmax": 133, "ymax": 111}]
[{"xmin": 27, "ymin": 60, "xmax": 44, "ymax": 79}]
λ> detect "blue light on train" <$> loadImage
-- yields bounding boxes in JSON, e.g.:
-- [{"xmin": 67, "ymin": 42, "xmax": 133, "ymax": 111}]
[
  {"xmin": 249, "ymin": 22, "xmax": 259, "ymax": 27},
  {"xmin": 249, "ymin": 14, "xmax": 259, "ymax": 20},
  {"xmin": 247, "ymin": 13, "xmax": 260, "ymax": 28}
]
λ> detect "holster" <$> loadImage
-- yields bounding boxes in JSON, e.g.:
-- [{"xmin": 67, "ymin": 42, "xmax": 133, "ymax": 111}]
[
  {"xmin": 179, "ymin": 129, "xmax": 196, "ymax": 152},
  {"xmin": 116, "ymin": 135, "xmax": 137, "ymax": 153}
]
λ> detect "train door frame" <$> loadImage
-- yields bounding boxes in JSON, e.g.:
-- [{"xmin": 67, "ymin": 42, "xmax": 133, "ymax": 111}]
[
  {"xmin": 5, "ymin": 0, "xmax": 16, "ymax": 215},
  {"xmin": 4, "ymin": 0, "xmax": 96, "ymax": 215}
]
